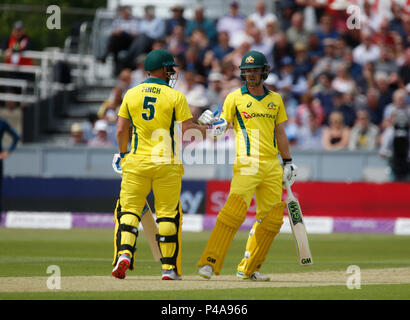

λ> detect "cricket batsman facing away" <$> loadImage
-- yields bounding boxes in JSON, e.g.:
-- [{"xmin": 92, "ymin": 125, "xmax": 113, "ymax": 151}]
[
  {"xmin": 111, "ymin": 49, "xmax": 207, "ymax": 280},
  {"xmin": 196, "ymin": 50, "xmax": 298, "ymax": 281}
]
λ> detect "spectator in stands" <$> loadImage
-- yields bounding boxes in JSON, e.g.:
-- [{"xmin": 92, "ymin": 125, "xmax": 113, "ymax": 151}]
[
  {"xmin": 97, "ymin": 85, "xmax": 123, "ymax": 123},
  {"xmin": 175, "ymin": 69, "xmax": 206, "ymax": 102},
  {"xmin": 322, "ymin": 110, "xmax": 350, "ymax": 151},
  {"xmin": 382, "ymin": 88, "xmax": 409, "ymax": 130},
  {"xmin": 250, "ymin": 28, "xmax": 274, "ymax": 68},
  {"xmin": 375, "ymin": 46, "xmax": 399, "ymax": 76},
  {"xmin": 119, "ymin": 5, "xmax": 165, "ymax": 71},
  {"xmin": 216, "ymin": 1, "xmax": 245, "ymax": 42},
  {"xmin": 88, "ymin": 120, "xmax": 114, "ymax": 148},
  {"xmin": 293, "ymin": 42, "xmax": 313, "ymax": 78},
  {"xmin": 277, "ymin": 0, "xmax": 295, "ymax": 31},
  {"xmin": 315, "ymin": 14, "xmax": 340, "ymax": 47},
  {"xmin": 312, "ymin": 72, "xmax": 335, "ymax": 123},
  {"xmin": 139, "ymin": 5, "xmax": 166, "ymax": 41},
  {"xmin": 398, "ymin": 47, "xmax": 410, "ymax": 87},
  {"xmin": 276, "ymin": 56, "xmax": 308, "ymax": 101},
  {"xmin": 311, "ymin": 38, "xmax": 341, "ymax": 78},
  {"xmin": 68, "ymin": 122, "xmax": 87, "ymax": 146},
  {"xmin": 264, "ymin": 18, "xmax": 279, "ymax": 47},
  {"xmin": 184, "ymin": 45, "xmax": 206, "ymax": 78},
  {"xmin": 0, "ymin": 117, "xmax": 19, "ymax": 222},
  {"xmin": 224, "ymin": 37, "xmax": 253, "ymax": 75},
  {"xmin": 185, "ymin": 4, "xmax": 217, "ymax": 44},
  {"xmin": 166, "ymin": 3, "xmax": 186, "ymax": 36},
  {"xmin": 130, "ymin": 54, "xmax": 147, "ymax": 87},
  {"xmin": 286, "ymin": 12, "xmax": 309, "ymax": 46},
  {"xmin": 248, "ymin": 0, "xmax": 278, "ymax": 32},
  {"xmin": 219, "ymin": 59, "xmax": 242, "ymax": 100},
  {"xmin": 211, "ymin": 31, "xmax": 234, "ymax": 63},
  {"xmin": 296, "ymin": 110, "xmax": 324, "ymax": 151},
  {"xmin": 389, "ymin": 2, "xmax": 406, "ymax": 41},
  {"xmin": 118, "ymin": 68, "xmax": 133, "ymax": 93},
  {"xmin": 379, "ymin": 104, "xmax": 410, "ymax": 181},
  {"xmin": 364, "ymin": 87, "xmax": 384, "ymax": 126},
  {"xmin": 1, "ymin": 20, "xmax": 34, "ymax": 109},
  {"xmin": 348, "ymin": 109, "xmax": 379, "ymax": 151},
  {"xmin": 306, "ymin": 32, "xmax": 324, "ymax": 65},
  {"xmin": 1, "ymin": 21, "xmax": 33, "ymax": 67},
  {"xmin": 342, "ymin": 48, "xmax": 362, "ymax": 81},
  {"xmin": 189, "ymin": 29, "xmax": 214, "ymax": 77},
  {"xmin": 229, "ymin": 18, "xmax": 256, "ymax": 49},
  {"xmin": 166, "ymin": 24, "xmax": 188, "ymax": 58},
  {"xmin": 296, "ymin": 91, "xmax": 325, "ymax": 128},
  {"xmin": 206, "ymin": 71, "xmax": 224, "ymax": 107},
  {"xmin": 356, "ymin": 61, "xmax": 376, "ymax": 94},
  {"xmin": 99, "ymin": 6, "xmax": 138, "ymax": 73},
  {"xmin": 337, "ymin": 90, "xmax": 357, "ymax": 128},
  {"xmin": 186, "ymin": 89, "xmax": 209, "ymax": 122},
  {"xmin": 331, "ymin": 63, "xmax": 356, "ymax": 94},
  {"xmin": 375, "ymin": 72, "xmax": 394, "ymax": 115},
  {"xmin": 272, "ymin": 32, "xmax": 294, "ymax": 73},
  {"xmin": 352, "ymin": 31, "xmax": 381, "ymax": 67},
  {"xmin": 372, "ymin": 18, "xmax": 395, "ymax": 47}
]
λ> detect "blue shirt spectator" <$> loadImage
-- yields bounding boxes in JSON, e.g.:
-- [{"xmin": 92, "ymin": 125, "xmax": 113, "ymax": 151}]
[{"xmin": 186, "ymin": 4, "xmax": 217, "ymax": 43}]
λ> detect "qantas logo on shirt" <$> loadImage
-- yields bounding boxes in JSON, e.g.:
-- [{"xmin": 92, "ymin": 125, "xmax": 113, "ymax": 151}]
[
  {"xmin": 241, "ymin": 111, "xmax": 252, "ymax": 119},
  {"xmin": 241, "ymin": 111, "xmax": 276, "ymax": 120}
]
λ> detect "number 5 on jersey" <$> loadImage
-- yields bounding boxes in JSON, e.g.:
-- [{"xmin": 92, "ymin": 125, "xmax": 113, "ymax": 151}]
[{"xmin": 142, "ymin": 96, "xmax": 156, "ymax": 121}]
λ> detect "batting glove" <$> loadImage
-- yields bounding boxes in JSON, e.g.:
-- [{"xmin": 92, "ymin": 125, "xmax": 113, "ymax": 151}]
[
  {"xmin": 112, "ymin": 152, "xmax": 128, "ymax": 175},
  {"xmin": 211, "ymin": 118, "xmax": 228, "ymax": 137},
  {"xmin": 198, "ymin": 109, "xmax": 215, "ymax": 125},
  {"xmin": 282, "ymin": 159, "xmax": 298, "ymax": 188}
]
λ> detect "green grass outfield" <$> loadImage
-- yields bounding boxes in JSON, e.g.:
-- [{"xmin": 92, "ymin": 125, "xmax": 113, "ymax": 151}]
[{"xmin": 0, "ymin": 228, "xmax": 409, "ymax": 300}]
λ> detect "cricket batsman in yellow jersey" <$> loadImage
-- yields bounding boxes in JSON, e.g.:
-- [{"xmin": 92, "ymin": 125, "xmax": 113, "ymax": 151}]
[
  {"xmin": 197, "ymin": 51, "xmax": 298, "ymax": 281},
  {"xmin": 111, "ymin": 49, "xmax": 207, "ymax": 280}
]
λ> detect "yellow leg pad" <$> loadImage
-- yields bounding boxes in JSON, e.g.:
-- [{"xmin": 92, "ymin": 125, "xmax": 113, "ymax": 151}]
[
  {"xmin": 156, "ymin": 205, "xmax": 183, "ymax": 275},
  {"xmin": 158, "ymin": 221, "xmax": 177, "ymax": 270},
  {"xmin": 197, "ymin": 194, "xmax": 248, "ymax": 275},
  {"xmin": 237, "ymin": 202, "xmax": 285, "ymax": 276},
  {"xmin": 112, "ymin": 200, "xmax": 141, "ymax": 270}
]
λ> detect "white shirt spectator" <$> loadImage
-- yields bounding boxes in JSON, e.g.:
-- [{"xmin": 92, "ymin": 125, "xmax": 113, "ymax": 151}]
[{"xmin": 353, "ymin": 43, "xmax": 380, "ymax": 66}]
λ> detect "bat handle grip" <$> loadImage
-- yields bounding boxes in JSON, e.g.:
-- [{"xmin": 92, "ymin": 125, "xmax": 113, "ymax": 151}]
[{"xmin": 284, "ymin": 180, "xmax": 294, "ymax": 199}]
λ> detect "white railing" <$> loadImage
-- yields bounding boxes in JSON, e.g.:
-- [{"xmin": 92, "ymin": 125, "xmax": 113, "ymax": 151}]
[{"xmin": 0, "ymin": 48, "xmax": 97, "ymax": 105}]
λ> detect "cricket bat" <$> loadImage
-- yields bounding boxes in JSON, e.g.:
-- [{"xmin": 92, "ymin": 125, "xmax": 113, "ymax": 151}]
[
  {"xmin": 285, "ymin": 181, "xmax": 313, "ymax": 266},
  {"xmin": 141, "ymin": 202, "xmax": 162, "ymax": 262}
]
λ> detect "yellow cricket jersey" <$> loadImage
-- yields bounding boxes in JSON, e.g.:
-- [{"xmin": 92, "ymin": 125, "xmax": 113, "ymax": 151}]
[
  {"xmin": 220, "ymin": 84, "xmax": 287, "ymax": 160},
  {"xmin": 118, "ymin": 78, "xmax": 192, "ymax": 163}
]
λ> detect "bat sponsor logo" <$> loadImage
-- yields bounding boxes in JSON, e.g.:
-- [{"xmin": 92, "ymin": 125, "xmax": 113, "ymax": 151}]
[
  {"xmin": 207, "ymin": 257, "xmax": 216, "ymax": 264},
  {"xmin": 288, "ymin": 201, "xmax": 303, "ymax": 225},
  {"xmin": 301, "ymin": 258, "xmax": 312, "ymax": 265}
]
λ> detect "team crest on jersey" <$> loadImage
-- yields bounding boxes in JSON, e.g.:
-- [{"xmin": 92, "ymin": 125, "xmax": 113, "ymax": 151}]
[
  {"xmin": 245, "ymin": 56, "xmax": 254, "ymax": 64},
  {"xmin": 241, "ymin": 111, "xmax": 252, "ymax": 119},
  {"xmin": 267, "ymin": 102, "xmax": 277, "ymax": 110}
]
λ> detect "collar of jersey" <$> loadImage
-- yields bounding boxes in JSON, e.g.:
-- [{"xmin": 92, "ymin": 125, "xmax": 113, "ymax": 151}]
[
  {"xmin": 241, "ymin": 83, "xmax": 270, "ymax": 101},
  {"xmin": 142, "ymin": 77, "xmax": 170, "ymax": 87}
]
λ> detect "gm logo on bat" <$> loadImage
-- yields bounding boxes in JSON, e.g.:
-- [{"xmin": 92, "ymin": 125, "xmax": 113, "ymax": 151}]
[
  {"xmin": 301, "ymin": 258, "xmax": 312, "ymax": 265},
  {"xmin": 288, "ymin": 201, "xmax": 303, "ymax": 225}
]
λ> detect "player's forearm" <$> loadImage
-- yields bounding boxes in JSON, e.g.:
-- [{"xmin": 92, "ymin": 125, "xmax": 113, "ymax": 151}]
[
  {"xmin": 275, "ymin": 124, "xmax": 292, "ymax": 160},
  {"xmin": 182, "ymin": 118, "xmax": 208, "ymax": 137},
  {"xmin": 116, "ymin": 116, "xmax": 131, "ymax": 153}
]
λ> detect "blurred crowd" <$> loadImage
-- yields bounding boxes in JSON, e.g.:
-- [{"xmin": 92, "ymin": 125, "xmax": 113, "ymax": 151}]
[{"xmin": 70, "ymin": 0, "xmax": 410, "ymax": 176}]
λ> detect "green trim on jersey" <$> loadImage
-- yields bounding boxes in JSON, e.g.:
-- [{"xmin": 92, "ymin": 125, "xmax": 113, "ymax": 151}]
[
  {"xmin": 240, "ymin": 83, "xmax": 270, "ymax": 101},
  {"xmin": 142, "ymin": 77, "xmax": 170, "ymax": 87},
  {"xmin": 169, "ymin": 108, "xmax": 176, "ymax": 155},
  {"xmin": 235, "ymin": 107, "xmax": 250, "ymax": 156},
  {"xmin": 127, "ymin": 109, "xmax": 138, "ymax": 154}
]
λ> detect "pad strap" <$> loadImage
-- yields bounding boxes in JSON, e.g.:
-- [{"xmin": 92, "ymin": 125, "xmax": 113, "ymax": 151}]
[
  {"xmin": 118, "ymin": 211, "xmax": 141, "ymax": 222},
  {"xmin": 120, "ymin": 224, "xmax": 139, "ymax": 236},
  {"xmin": 156, "ymin": 234, "xmax": 178, "ymax": 243}
]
